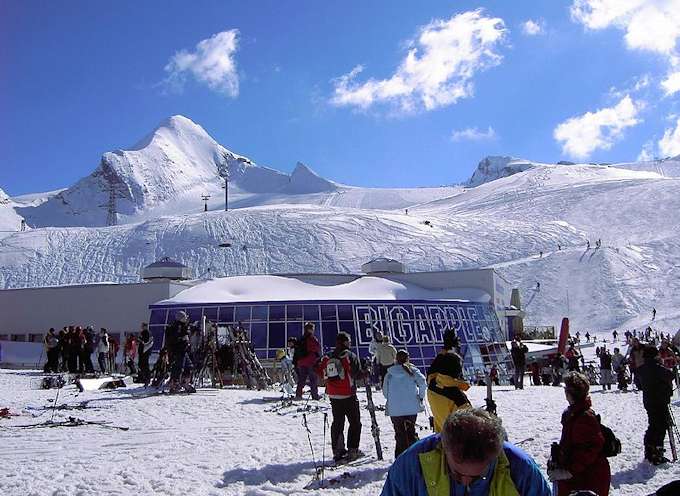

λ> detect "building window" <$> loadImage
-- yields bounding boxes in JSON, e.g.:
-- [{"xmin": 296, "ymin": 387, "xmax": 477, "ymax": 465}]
[{"xmin": 11, "ymin": 334, "xmax": 26, "ymax": 342}]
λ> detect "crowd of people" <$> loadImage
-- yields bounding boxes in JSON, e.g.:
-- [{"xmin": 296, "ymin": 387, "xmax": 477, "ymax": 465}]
[
  {"xmin": 39, "ymin": 316, "xmax": 679, "ymax": 495},
  {"xmin": 42, "ymin": 324, "xmax": 152, "ymax": 378}
]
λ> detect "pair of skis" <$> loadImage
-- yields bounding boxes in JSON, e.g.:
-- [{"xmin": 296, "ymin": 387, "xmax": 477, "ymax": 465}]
[
  {"xmin": 364, "ymin": 377, "xmax": 384, "ymax": 461},
  {"xmin": 668, "ymin": 405, "xmax": 679, "ymax": 462}
]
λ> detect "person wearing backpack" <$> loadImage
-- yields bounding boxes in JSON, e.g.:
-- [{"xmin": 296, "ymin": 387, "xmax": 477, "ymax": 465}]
[
  {"xmin": 382, "ymin": 349, "xmax": 427, "ymax": 458},
  {"xmin": 294, "ymin": 322, "xmax": 321, "ymax": 400},
  {"xmin": 319, "ymin": 331, "xmax": 364, "ymax": 462},
  {"xmin": 551, "ymin": 372, "xmax": 610, "ymax": 496}
]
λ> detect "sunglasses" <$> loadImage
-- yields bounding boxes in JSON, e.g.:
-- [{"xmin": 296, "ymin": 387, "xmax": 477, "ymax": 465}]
[{"xmin": 447, "ymin": 461, "xmax": 489, "ymax": 486}]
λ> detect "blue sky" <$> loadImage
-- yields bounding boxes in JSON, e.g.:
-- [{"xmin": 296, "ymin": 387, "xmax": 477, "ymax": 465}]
[{"xmin": 2, "ymin": 0, "xmax": 680, "ymax": 195}]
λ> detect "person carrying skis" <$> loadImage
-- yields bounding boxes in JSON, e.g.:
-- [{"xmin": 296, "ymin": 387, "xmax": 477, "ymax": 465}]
[
  {"xmin": 293, "ymin": 322, "xmax": 321, "ymax": 400},
  {"xmin": 382, "ymin": 349, "xmax": 427, "ymax": 458},
  {"xmin": 550, "ymin": 372, "xmax": 610, "ymax": 496},
  {"xmin": 511, "ymin": 339, "xmax": 529, "ymax": 389},
  {"xmin": 319, "ymin": 331, "xmax": 364, "ymax": 462},
  {"xmin": 380, "ymin": 408, "xmax": 551, "ymax": 496},
  {"xmin": 427, "ymin": 331, "xmax": 471, "ymax": 432},
  {"xmin": 374, "ymin": 335, "xmax": 397, "ymax": 387},
  {"xmin": 637, "ymin": 345, "xmax": 674, "ymax": 464}
]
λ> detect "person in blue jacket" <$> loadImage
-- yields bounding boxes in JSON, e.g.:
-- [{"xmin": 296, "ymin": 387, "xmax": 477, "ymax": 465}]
[
  {"xmin": 383, "ymin": 349, "xmax": 428, "ymax": 458},
  {"xmin": 380, "ymin": 408, "xmax": 551, "ymax": 496}
]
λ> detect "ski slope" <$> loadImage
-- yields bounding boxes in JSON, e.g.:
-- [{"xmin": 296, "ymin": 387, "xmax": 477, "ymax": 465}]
[{"xmin": 0, "ymin": 365, "xmax": 677, "ymax": 495}]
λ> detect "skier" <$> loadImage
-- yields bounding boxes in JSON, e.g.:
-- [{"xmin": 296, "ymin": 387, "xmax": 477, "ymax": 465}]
[
  {"xmin": 426, "ymin": 331, "xmax": 471, "ymax": 432},
  {"xmin": 97, "ymin": 328, "xmax": 110, "ymax": 374},
  {"xmin": 381, "ymin": 408, "xmax": 551, "ymax": 496},
  {"xmin": 551, "ymin": 372, "xmax": 611, "ymax": 496},
  {"xmin": 374, "ymin": 335, "xmax": 397, "ymax": 387},
  {"xmin": 511, "ymin": 340, "xmax": 529, "ymax": 389},
  {"xmin": 638, "ymin": 345, "xmax": 675, "ymax": 464},
  {"xmin": 536, "ymin": 281, "xmax": 541, "ymax": 291},
  {"xmin": 653, "ymin": 308, "xmax": 657, "ymax": 321},
  {"xmin": 43, "ymin": 328, "xmax": 59, "ymax": 373},
  {"xmin": 585, "ymin": 332, "xmax": 591, "ymax": 343},
  {"xmin": 123, "ymin": 333, "xmax": 138, "ymax": 375},
  {"xmin": 627, "ymin": 338, "xmax": 645, "ymax": 389},
  {"xmin": 319, "ymin": 331, "xmax": 364, "ymax": 463},
  {"xmin": 599, "ymin": 348, "xmax": 613, "ymax": 390},
  {"xmin": 382, "ymin": 349, "xmax": 427, "ymax": 458},
  {"xmin": 565, "ymin": 344, "xmax": 581, "ymax": 372},
  {"xmin": 612, "ymin": 330, "xmax": 618, "ymax": 342},
  {"xmin": 137, "ymin": 323, "xmax": 153, "ymax": 384},
  {"xmin": 659, "ymin": 341, "xmax": 678, "ymax": 378},
  {"xmin": 293, "ymin": 322, "xmax": 321, "ymax": 400},
  {"xmin": 611, "ymin": 348, "xmax": 628, "ymax": 391},
  {"xmin": 165, "ymin": 310, "xmax": 194, "ymax": 393}
]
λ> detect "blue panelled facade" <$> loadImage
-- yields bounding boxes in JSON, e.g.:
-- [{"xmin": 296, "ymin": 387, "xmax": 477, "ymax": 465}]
[{"xmin": 148, "ymin": 299, "xmax": 510, "ymax": 378}]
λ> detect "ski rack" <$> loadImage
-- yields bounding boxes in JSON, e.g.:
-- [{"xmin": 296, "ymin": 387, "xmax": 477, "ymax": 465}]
[
  {"xmin": 194, "ymin": 327, "xmax": 224, "ymax": 389},
  {"xmin": 229, "ymin": 326, "xmax": 271, "ymax": 390}
]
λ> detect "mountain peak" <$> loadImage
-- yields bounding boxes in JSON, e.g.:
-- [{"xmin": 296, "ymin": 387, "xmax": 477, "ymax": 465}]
[
  {"xmin": 467, "ymin": 155, "xmax": 537, "ymax": 187},
  {"xmin": 287, "ymin": 162, "xmax": 337, "ymax": 194}
]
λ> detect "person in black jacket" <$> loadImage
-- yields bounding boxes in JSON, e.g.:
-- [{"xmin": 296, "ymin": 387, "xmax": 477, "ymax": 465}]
[
  {"xmin": 426, "ymin": 331, "xmax": 471, "ymax": 432},
  {"xmin": 165, "ymin": 311, "xmax": 194, "ymax": 393},
  {"xmin": 511, "ymin": 339, "xmax": 529, "ymax": 389},
  {"xmin": 637, "ymin": 345, "xmax": 674, "ymax": 464},
  {"xmin": 138, "ymin": 322, "xmax": 153, "ymax": 384}
]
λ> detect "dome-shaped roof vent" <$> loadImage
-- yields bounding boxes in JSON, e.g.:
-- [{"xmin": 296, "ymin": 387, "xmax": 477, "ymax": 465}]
[
  {"xmin": 142, "ymin": 257, "xmax": 192, "ymax": 281},
  {"xmin": 361, "ymin": 257, "xmax": 406, "ymax": 274}
]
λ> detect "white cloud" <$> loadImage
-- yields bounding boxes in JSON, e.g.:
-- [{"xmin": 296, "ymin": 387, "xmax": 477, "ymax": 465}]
[
  {"xmin": 659, "ymin": 117, "xmax": 680, "ymax": 157},
  {"xmin": 451, "ymin": 126, "xmax": 497, "ymax": 142},
  {"xmin": 661, "ymin": 71, "xmax": 680, "ymax": 95},
  {"xmin": 571, "ymin": 0, "xmax": 680, "ymax": 57},
  {"xmin": 330, "ymin": 10, "xmax": 506, "ymax": 112},
  {"xmin": 164, "ymin": 30, "xmax": 240, "ymax": 97},
  {"xmin": 637, "ymin": 140, "xmax": 655, "ymax": 161},
  {"xmin": 521, "ymin": 19, "xmax": 544, "ymax": 36},
  {"xmin": 553, "ymin": 95, "xmax": 643, "ymax": 159}
]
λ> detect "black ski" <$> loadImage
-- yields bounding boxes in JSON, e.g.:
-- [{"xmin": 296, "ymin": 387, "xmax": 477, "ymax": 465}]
[
  {"xmin": 15, "ymin": 416, "xmax": 129, "ymax": 431},
  {"xmin": 668, "ymin": 405, "xmax": 678, "ymax": 462},
  {"xmin": 364, "ymin": 380, "xmax": 384, "ymax": 460}
]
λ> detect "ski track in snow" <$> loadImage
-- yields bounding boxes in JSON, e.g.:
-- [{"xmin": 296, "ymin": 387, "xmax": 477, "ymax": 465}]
[{"xmin": 2, "ymin": 340, "xmax": 679, "ymax": 496}]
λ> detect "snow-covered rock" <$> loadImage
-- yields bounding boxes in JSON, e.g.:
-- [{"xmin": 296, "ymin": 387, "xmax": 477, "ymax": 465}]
[
  {"xmin": 466, "ymin": 156, "xmax": 539, "ymax": 187},
  {"xmin": 0, "ymin": 187, "xmax": 23, "ymax": 233}
]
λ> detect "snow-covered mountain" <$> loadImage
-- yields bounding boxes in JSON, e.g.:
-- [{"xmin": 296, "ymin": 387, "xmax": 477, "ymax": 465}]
[
  {"xmin": 2, "ymin": 116, "xmax": 680, "ymax": 333},
  {"xmin": 466, "ymin": 156, "xmax": 540, "ymax": 187},
  {"xmin": 14, "ymin": 116, "xmax": 459, "ymax": 227}
]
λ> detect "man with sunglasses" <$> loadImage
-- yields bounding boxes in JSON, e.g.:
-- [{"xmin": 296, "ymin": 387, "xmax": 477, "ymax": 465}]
[{"xmin": 381, "ymin": 408, "xmax": 550, "ymax": 496}]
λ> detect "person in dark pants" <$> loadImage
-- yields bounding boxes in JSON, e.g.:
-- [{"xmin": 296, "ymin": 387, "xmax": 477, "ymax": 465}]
[
  {"xmin": 383, "ymin": 349, "xmax": 427, "ymax": 458},
  {"xmin": 165, "ymin": 310, "xmax": 194, "ymax": 393},
  {"xmin": 511, "ymin": 340, "xmax": 529, "ymax": 389},
  {"xmin": 81, "ymin": 326, "xmax": 95, "ymax": 374},
  {"xmin": 294, "ymin": 322, "xmax": 321, "ymax": 400},
  {"xmin": 43, "ymin": 328, "xmax": 60, "ymax": 373},
  {"xmin": 319, "ymin": 332, "xmax": 364, "ymax": 462},
  {"xmin": 637, "ymin": 345, "xmax": 674, "ymax": 464},
  {"xmin": 138, "ymin": 323, "xmax": 153, "ymax": 384},
  {"xmin": 67, "ymin": 326, "xmax": 79, "ymax": 373},
  {"xmin": 58, "ymin": 327, "xmax": 68, "ymax": 372}
]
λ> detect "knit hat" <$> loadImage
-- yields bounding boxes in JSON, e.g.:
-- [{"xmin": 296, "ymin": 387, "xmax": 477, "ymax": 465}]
[{"xmin": 176, "ymin": 310, "xmax": 189, "ymax": 322}]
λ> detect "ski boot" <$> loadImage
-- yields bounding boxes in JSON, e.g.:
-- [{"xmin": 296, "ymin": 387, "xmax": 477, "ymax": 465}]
[
  {"xmin": 181, "ymin": 381, "xmax": 196, "ymax": 394},
  {"xmin": 333, "ymin": 449, "xmax": 348, "ymax": 464},
  {"xmin": 346, "ymin": 448, "xmax": 365, "ymax": 462}
]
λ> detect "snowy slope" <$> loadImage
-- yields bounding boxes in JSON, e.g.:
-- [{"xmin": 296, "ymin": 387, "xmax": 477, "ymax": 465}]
[
  {"xmin": 0, "ymin": 187, "xmax": 23, "ymax": 234},
  {"xmin": 1, "ymin": 367, "xmax": 677, "ymax": 495},
  {"xmin": 466, "ymin": 156, "xmax": 541, "ymax": 187}
]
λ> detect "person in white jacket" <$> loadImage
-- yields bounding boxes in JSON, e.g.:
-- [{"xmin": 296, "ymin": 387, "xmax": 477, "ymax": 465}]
[
  {"xmin": 382, "ymin": 349, "xmax": 428, "ymax": 458},
  {"xmin": 374, "ymin": 335, "xmax": 398, "ymax": 387}
]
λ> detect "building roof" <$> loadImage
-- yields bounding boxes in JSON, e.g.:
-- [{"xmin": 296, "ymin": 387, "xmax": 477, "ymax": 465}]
[
  {"xmin": 144, "ymin": 257, "xmax": 188, "ymax": 269},
  {"xmin": 152, "ymin": 274, "xmax": 490, "ymax": 306}
]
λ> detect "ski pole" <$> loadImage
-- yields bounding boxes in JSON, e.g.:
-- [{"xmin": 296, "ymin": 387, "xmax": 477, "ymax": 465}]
[
  {"xmin": 302, "ymin": 413, "xmax": 319, "ymax": 478},
  {"xmin": 321, "ymin": 412, "xmax": 328, "ymax": 487}
]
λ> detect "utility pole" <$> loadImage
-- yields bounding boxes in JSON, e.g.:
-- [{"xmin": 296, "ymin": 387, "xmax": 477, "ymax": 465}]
[{"xmin": 201, "ymin": 194, "xmax": 211, "ymax": 212}]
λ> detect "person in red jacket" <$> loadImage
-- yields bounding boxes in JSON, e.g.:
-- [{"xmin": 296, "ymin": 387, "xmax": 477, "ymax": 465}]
[
  {"xmin": 319, "ymin": 331, "xmax": 365, "ymax": 462},
  {"xmin": 294, "ymin": 322, "xmax": 321, "ymax": 400},
  {"xmin": 553, "ymin": 371, "xmax": 610, "ymax": 496}
]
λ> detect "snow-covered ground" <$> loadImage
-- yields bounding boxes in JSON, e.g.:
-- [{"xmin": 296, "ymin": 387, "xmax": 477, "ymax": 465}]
[{"xmin": 1, "ymin": 356, "xmax": 678, "ymax": 495}]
